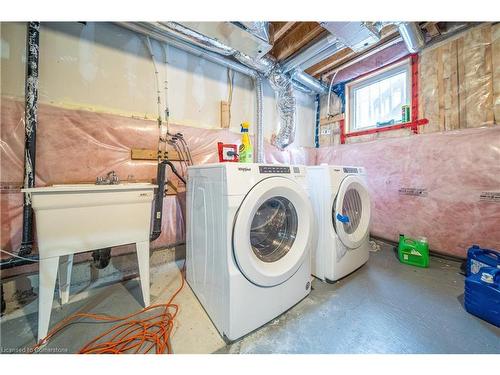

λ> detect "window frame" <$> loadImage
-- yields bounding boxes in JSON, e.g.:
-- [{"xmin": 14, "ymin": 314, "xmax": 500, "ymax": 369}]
[{"xmin": 345, "ymin": 58, "xmax": 412, "ymax": 133}]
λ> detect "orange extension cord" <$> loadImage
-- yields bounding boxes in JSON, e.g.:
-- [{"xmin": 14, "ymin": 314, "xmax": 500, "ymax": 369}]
[{"xmin": 32, "ymin": 262, "xmax": 186, "ymax": 354}]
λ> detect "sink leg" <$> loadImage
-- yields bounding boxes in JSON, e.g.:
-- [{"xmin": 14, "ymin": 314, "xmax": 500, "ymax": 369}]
[
  {"xmin": 58, "ymin": 254, "xmax": 73, "ymax": 306},
  {"xmin": 38, "ymin": 256, "xmax": 59, "ymax": 343},
  {"xmin": 136, "ymin": 241, "xmax": 150, "ymax": 307}
]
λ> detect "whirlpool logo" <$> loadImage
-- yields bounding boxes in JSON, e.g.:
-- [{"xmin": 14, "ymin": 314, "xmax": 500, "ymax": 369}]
[{"xmin": 238, "ymin": 167, "xmax": 251, "ymax": 172}]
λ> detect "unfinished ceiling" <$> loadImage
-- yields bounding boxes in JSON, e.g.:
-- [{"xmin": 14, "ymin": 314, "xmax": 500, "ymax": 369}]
[{"xmin": 269, "ymin": 21, "xmax": 471, "ymax": 83}]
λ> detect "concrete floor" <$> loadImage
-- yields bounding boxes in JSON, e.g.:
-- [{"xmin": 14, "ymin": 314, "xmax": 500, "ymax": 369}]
[{"xmin": 1, "ymin": 240, "xmax": 499, "ymax": 354}]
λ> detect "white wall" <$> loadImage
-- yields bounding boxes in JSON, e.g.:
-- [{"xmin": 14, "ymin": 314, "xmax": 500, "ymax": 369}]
[{"xmin": 1, "ymin": 22, "xmax": 316, "ymax": 147}]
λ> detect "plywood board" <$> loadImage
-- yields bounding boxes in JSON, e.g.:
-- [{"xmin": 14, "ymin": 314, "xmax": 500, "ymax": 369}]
[
  {"xmin": 131, "ymin": 148, "xmax": 183, "ymax": 161},
  {"xmin": 270, "ymin": 22, "xmax": 297, "ymax": 43},
  {"xmin": 271, "ymin": 22, "xmax": 326, "ymax": 61},
  {"xmin": 220, "ymin": 100, "xmax": 230, "ymax": 128}
]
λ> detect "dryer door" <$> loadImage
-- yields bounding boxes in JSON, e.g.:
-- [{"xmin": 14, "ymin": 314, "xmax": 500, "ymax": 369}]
[
  {"xmin": 333, "ymin": 175, "xmax": 371, "ymax": 249},
  {"xmin": 232, "ymin": 177, "xmax": 313, "ymax": 287}
]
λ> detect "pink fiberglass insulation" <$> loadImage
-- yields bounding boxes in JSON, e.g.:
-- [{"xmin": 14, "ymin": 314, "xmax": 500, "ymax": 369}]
[
  {"xmin": 316, "ymin": 126, "xmax": 500, "ymax": 258},
  {"xmin": 0, "ymin": 97, "xmax": 315, "ymax": 258}
]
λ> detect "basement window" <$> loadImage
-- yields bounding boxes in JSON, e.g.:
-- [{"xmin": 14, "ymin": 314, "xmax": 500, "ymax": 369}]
[{"xmin": 347, "ymin": 60, "xmax": 411, "ymax": 131}]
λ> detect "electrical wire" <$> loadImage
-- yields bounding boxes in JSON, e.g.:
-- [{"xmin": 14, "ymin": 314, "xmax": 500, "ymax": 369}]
[
  {"xmin": 166, "ymin": 137, "xmax": 189, "ymax": 174},
  {"xmin": 0, "ymin": 249, "xmax": 39, "ymax": 262},
  {"xmin": 32, "ymin": 261, "xmax": 186, "ymax": 354},
  {"xmin": 175, "ymin": 134, "xmax": 193, "ymax": 165}
]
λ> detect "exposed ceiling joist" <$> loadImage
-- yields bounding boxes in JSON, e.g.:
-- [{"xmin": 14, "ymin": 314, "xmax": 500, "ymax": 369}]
[
  {"xmin": 270, "ymin": 22, "xmax": 297, "ymax": 43},
  {"xmin": 270, "ymin": 22, "xmax": 327, "ymax": 61},
  {"xmin": 423, "ymin": 22, "xmax": 441, "ymax": 37},
  {"xmin": 305, "ymin": 47, "xmax": 355, "ymax": 77},
  {"xmin": 311, "ymin": 31, "xmax": 402, "ymax": 80}
]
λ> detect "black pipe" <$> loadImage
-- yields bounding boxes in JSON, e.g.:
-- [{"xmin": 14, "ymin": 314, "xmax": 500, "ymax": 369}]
[
  {"xmin": 1, "ymin": 283, "xmax": 5, "ymax": 315},
  {"xmin": 164, "ymin": 160, "xmax": 186, "ymax": 185},
  {"xmin": 91, "ymin": 248, "xmax": 112, "ymax": 269},
  {"xmin": 150, "ymin": 161, "xmax": 168, "ymax": 242},
  {"xmin": 0, "ymin": 254, "xmax": 39, "ymax": 270},
  {"xmin": 19, "ymin": 22, "xmax": 40, "ymax": 257},
  {"xmin": 314, "ymin": 93, "xmax": 320, "ymax": 148},
  {"xmin": 149, "ymin": 160, "xmax": 187, "ymax": 242}
]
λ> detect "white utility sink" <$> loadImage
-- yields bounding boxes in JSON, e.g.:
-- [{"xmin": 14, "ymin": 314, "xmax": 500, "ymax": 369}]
[{"xmin": 22, "ymin": 182, "xmax": 157, "ymax": 342}]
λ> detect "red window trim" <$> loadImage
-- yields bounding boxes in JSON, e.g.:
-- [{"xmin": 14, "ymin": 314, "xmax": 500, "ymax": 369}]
[{"xmin": 341, "ymin": 53, "xmax": 428, "ymax": 144}]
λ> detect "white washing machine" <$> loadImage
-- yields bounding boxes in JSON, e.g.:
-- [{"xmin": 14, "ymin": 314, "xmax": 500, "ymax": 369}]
[
  {"xmin": 307, "ymin": 165, "xmax": 371, "ymax": 282},
  {"xmin": 186, "ymin": 163, "xmax": 314, "ymax": 342}
]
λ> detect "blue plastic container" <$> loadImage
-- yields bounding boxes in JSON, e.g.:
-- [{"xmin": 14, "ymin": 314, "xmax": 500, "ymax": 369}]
[
  {"xmin": 466, "ymin": 245, "xmax": 499, "ymax": 277},
  {"xmin": 464, "ymin": 267, "xmax": 500, "ymax": 327}
]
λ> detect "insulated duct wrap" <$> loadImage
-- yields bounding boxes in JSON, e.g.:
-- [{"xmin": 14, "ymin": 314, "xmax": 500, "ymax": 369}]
[{"xmin": 268, "ymin": 65, "xmax": 297, "ymax": 150}]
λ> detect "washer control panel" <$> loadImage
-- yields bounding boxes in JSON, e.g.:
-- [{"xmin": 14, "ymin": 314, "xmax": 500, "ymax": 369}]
[{"xmin": 259, "ymin": 166, "xmax": 291, "ymax": 174}]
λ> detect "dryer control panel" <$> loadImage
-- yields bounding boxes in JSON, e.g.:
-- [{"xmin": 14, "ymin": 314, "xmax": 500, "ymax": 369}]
[
  {"xmin": 342, "ymin": 167, "xmax": 365, "ymax": 174},
  {"xmin": 259, "ymin": 166, "xmax": 291, "ymax": 174}
]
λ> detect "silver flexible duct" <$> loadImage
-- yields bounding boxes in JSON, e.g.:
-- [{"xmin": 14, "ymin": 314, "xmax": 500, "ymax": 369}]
[
  {"xmin": 254, "ymin": 75, "xmax": 265, "ymax": 163},
  {"xmin": 268, "ymin": 65, "xmax": 296, "ymax": 150}
]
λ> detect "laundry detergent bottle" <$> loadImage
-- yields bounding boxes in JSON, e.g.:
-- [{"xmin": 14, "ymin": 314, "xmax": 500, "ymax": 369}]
[{"xmin": 238, "ymin": 121, "xmax": 253, "ymax": 163}]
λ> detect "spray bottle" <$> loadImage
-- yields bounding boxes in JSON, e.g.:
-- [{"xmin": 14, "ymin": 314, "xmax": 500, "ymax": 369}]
[{"xmin": 238, "ymin": 121, "xmax": 253, "ymax": 163}]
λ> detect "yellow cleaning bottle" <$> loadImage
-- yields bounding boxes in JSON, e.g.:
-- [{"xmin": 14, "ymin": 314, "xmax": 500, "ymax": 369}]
[{"xmin": 238, "ymin": 121, "xmax": 253, "ymax": 163}]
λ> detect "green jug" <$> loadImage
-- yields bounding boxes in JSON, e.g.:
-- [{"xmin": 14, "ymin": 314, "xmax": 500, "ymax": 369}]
[{"xmin": 398, "ymin": 234, "xmax": 429, "ymax": 268}]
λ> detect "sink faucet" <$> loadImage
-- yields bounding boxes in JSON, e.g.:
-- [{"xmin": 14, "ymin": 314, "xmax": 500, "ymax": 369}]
[{"xmin": 96, "ymin": 171, "xmax": 120, "ymax": 185}]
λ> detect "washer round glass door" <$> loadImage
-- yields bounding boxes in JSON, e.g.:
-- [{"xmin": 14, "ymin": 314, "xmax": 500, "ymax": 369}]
[
  {"xmin": 333, "ymin": 175, "xmax": 371, "ymax": 249},
  {"xmin": 233, "ymin": 177, "xmax": 313, "ymax": 287}
]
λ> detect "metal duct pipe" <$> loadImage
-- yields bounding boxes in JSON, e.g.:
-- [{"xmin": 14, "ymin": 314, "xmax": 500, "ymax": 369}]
[
  {"xmin": 19, "ymin": 21, "xmax": 40, "ymax": 256},
  {"xmin": 234, "ymin": 52, "xmax": 275, "ymax": 76},
  {"xmin": 159, "ymin": 22, "xmax": 235, "ymax": 56},
  {"xmin": 398, "ymin": 22, "xmax": 426, "ymax": 53},
  {"xmin": 292, "ymin": 80, "xmax": 313, "ymax": 94},
  {"xmin": 282, "ymin": 35, "xmax": 339, "ymax": 73},
  {"xmin": 298, "ymin": 42, "xmax": 344, "ymax": 71},
  {"xmin": 254, "ymin": 75, "xmax": 264, "ymax": 163},
  {"xmin": 118, "ymin": 22, "xmax": 257, "ymax": 77},
  {"xmin": 292, "ymin": 70, "xmax": 327, "ymax": 94},
  {"xmin": 118, "ymin": 22, "xmax": 325, "ymax": 94}
]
